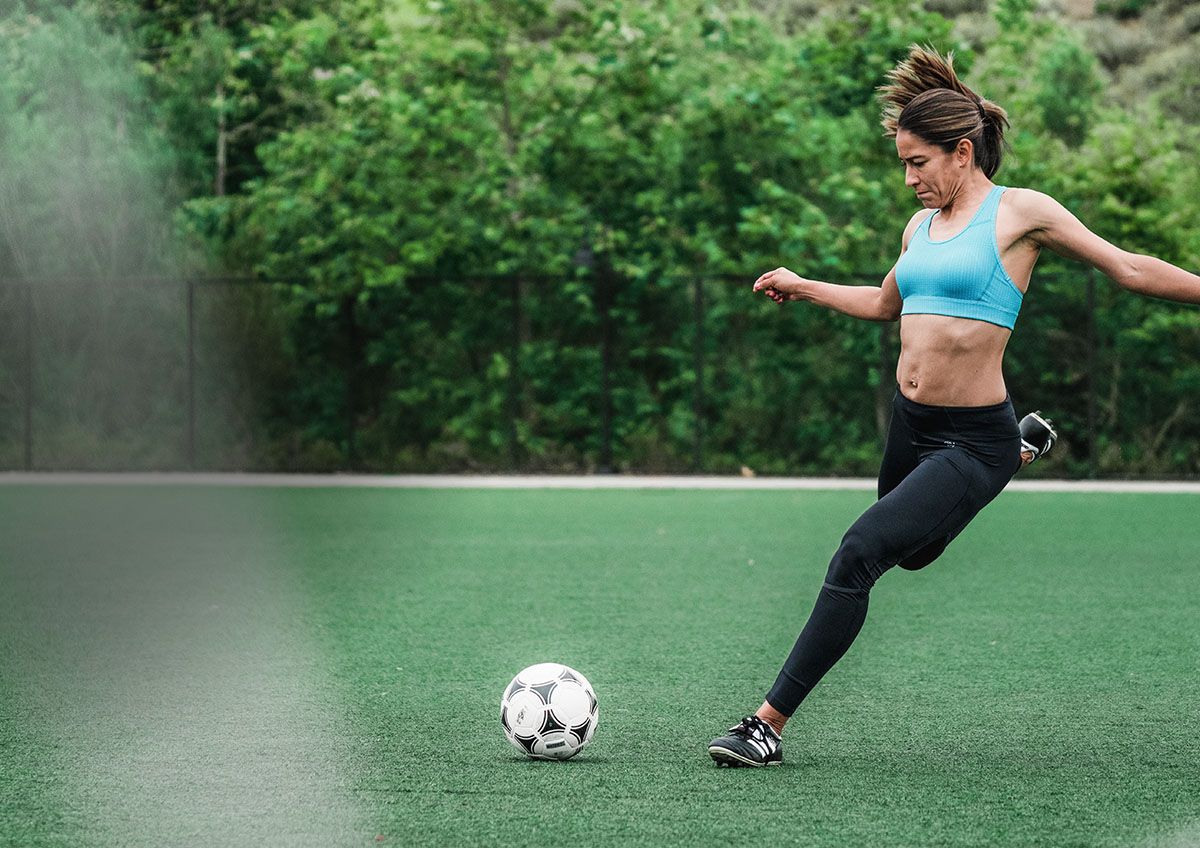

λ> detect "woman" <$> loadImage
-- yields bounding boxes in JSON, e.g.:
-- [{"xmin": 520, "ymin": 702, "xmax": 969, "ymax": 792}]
[{"xmin": 707, "ymin": 45, "xmax": 1200, "ymax": 768}]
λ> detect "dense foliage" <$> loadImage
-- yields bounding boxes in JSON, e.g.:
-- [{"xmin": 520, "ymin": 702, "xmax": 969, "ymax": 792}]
[{"xmin": 1, "ymin": 0, "xmax": 1197, "ymax": 475}]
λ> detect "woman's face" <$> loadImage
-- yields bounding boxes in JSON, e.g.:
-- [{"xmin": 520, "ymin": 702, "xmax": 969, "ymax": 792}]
[{"xmin": 895, "ymin": 128, "xmax": 969, "ymax": 208}]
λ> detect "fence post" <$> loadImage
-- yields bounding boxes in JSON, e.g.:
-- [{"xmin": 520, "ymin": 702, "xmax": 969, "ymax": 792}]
[
  {"xmin": 341, "ymin": 292, "xmax": 359, "ymax": 469},
  {"xmin": 597, "ymin": 264, "xmax": 614, "ymax": 473},
  {"xmin": 186, "ymin": 278, "xmax": 196, "ymax": 470},
  {"xmin": 1086, "ymin": 269, "xmax": 1098, "ymax": 478},
  {"xmin": 692, "ymin": 276, "xmax": 705, "ymax": 472},
  {"xmin": 506, "ymin": 275, "xmax": 522, "ymax": 468},
  {"xmin": 23, "ymin": 281, "xmax": 33, "ymax": 471}
]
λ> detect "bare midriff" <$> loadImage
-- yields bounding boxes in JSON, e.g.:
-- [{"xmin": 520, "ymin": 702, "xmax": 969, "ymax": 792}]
[{"xmin": 896, "ymin": 314, "xmax": 1012, "ymax": 407}]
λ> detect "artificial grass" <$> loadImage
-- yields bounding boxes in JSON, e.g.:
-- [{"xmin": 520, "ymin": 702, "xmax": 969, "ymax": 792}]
[{"xmin": 1, "ymin": 485, "xmax": 1197, "ymax": 846}]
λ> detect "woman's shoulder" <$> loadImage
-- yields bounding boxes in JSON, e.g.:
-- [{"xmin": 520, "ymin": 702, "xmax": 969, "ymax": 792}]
[
  {"xmin": 998, "ymin": 186, "xmax": 1058, "ymax": 217},
  {"xmin": 997, "ymin": 186, "xmax": 1069, "ymax": 236}
]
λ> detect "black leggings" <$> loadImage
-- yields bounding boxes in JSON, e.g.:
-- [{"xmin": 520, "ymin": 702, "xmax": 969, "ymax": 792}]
[{"xmin": 765, "ymin": 388, "xmax": 1024, "ymax": 717}]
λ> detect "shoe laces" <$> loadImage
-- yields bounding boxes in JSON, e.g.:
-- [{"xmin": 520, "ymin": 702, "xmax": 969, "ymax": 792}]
[{"xmin": 729, "ymin": 716, "xmax": 778, "ymax": 743}]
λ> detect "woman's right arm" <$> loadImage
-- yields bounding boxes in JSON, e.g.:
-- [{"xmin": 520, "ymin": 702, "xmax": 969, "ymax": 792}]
[
  {"xmin": 792, "ymin": 268, "xmax": 902, "ymax": 321},
  {"xmin": 753, "ymin": 209, "xmax": 930, "ymax": 321}
]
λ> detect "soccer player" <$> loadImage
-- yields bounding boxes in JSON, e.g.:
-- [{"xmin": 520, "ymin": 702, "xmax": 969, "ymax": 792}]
[{"xmin": 708, "ymin": 44, "xmax": 1200, "ymax": 768}]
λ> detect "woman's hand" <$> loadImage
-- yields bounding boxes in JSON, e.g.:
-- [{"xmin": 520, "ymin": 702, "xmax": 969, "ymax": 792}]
[{"xmin": 753, "ymin": 267, "xmax": 808, "ymax": 304}]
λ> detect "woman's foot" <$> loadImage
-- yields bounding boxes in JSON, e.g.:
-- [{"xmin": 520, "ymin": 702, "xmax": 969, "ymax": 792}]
[
  {"xmin": 708, "ymin": 716, "xmax": 783, "ymax": 767},
  {"xmin": 1019, "ymin": 411, "xmax": 1057, "ymax": 467}
]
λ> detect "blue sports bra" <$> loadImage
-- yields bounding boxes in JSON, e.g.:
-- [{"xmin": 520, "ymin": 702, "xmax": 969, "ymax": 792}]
[{"xmin": 894, "ymin": 185, "xmax": 1024, "ymax": 330}]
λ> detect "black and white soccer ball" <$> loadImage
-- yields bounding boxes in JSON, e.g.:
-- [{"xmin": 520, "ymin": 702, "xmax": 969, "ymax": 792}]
[{"xmin": 500, "ymin": 663, "xmax": 598, "ymax": 760}]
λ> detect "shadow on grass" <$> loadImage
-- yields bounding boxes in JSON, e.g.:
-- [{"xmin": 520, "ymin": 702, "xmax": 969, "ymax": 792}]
[{"xmin": 499, "ymin": 754, "xmax": 614, "ymax": 765}]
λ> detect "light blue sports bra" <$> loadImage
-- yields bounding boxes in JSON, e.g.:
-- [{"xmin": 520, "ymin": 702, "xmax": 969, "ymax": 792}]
[{"xmin": 894, "ymin": 185, "xmax": 1024, "ymax": 330}]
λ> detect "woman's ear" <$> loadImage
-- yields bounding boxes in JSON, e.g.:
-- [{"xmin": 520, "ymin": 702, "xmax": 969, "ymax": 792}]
[{"xmin": 955, "ymin": 138, "xmax": 973, "ymax": 168}]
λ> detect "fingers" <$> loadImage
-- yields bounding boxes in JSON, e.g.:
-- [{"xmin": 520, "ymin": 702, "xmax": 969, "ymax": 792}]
[
  {"xmin": 753, "ymin": 267, "xmax": 782, "ymax": 292},
  {"xmin": 752, "ymin": 269, "xmax": 789, "ymax": 305}
]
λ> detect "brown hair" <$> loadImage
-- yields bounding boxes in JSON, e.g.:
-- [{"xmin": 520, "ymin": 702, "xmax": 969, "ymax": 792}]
[{"xmin": 877, "ymin": 45, "xmax": 1010, "ymax": 179}]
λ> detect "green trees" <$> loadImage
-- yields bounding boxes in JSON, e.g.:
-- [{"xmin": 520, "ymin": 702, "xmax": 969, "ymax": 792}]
[
  {"xmin": 0, "ymin": 3, "xmax": 187, "ymax": 468},
  {"xmin": 1, "ymin": 0, "xmax": 1197, "ymax": 474},
  {"xmin": 0, "ymin": 3, "xmax": 177, "ymax": 279},
  {"xmin": 229, "ymin": 0, "xmax": 963, "ymax": 472}
]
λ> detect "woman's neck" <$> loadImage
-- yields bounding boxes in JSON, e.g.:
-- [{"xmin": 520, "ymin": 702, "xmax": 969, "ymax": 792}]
[{"xmin": 939, "ymin": 180, "xmax": 994, "ymax": 218}]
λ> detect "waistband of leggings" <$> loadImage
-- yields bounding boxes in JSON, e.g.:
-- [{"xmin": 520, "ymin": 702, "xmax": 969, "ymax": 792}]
[{"xmin": 893, "ymin": 386, "xmax": 1013, "ymax": 416}]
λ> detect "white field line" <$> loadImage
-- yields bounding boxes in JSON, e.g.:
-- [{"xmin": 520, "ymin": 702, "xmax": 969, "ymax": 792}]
[{"xmin": 3, "ymin": 472, "xmax": 1200, "ymax": 493}]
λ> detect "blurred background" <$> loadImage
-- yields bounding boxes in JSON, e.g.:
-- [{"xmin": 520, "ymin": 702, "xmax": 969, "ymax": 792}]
[{"xmin": 1, "ymin": 0, "xmax": 1197, "ymax": 478}]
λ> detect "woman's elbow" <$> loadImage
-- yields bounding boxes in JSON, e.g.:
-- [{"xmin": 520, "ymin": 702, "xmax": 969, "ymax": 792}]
[
  {"xmin": 875, "ymin": 290, "xmax": 902, "ymax": 322},
  {"xmin": 878, "ymin": 300, "xmax": 902, "ymax": 322},
  {"xmin": 1110, "ymin": 251, "xmax": 1147, "ymax": 290}
]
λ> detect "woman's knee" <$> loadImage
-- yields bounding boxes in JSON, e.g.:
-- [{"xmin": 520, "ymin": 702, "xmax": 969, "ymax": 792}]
[{"xmin": 825, "ymin": 528, "xmax": 886, "ymax": 593}]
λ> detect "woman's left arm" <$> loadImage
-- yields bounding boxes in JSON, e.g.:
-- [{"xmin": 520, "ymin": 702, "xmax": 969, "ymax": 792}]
[{"xmin": 1016, "ymin": 189, "xmax": 1200, "ymax": 304}]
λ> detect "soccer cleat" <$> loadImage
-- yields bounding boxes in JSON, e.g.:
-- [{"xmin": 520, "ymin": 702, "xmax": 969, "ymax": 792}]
[
  {"xmin": 1019, "ymin": 410, "xmax": 1058, "ymax": 463},
  {"xmin": 708, "ymin": 715, "xmax": 783, "ymax": 768}
]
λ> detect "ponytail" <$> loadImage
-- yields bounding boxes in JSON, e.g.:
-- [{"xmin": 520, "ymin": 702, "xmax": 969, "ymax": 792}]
[{"xmin": 878, "ymin": 45, "xmax": 1011, "ymax": 178}]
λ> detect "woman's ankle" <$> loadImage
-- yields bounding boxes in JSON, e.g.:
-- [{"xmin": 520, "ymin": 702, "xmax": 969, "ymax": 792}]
[{"xmin": 755, "ymin": 702, "xmax": 789, "ymax": 737}]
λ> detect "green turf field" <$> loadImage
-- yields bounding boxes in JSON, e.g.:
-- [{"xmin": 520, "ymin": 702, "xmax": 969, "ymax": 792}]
[{"xmin": 1, "ymin": 484, "xmax": 1198, "ymax": 847}]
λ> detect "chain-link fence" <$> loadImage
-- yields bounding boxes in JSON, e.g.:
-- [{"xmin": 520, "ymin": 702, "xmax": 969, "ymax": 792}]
[{"xmin": 1, "ymin": 268, "xmax": 1197, "ymax": 476}]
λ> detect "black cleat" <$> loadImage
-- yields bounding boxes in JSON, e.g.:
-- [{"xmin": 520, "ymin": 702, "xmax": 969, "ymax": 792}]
[
  {"xmin": 1019, "ymin": 410, "xmax": 1058, "ymax": 464},
  {"xmin": 708, "ymin": 716, "xmax": 782, "ymax": 768}
]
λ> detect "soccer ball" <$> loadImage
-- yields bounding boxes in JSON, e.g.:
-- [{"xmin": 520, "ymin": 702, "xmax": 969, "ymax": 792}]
[{"xmin": 500, "ymin": 663, "xmax": 598, "ymax": 760}]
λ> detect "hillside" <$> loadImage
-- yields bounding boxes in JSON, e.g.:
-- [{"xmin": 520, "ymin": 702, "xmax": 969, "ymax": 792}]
[
  {"xmin": 751, "ymin": 0, "xmax": 1200, "ymax": 123},
  {"xmin": 942, "ymin": 0, "xmax": 1200, "ymax": 123}
]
